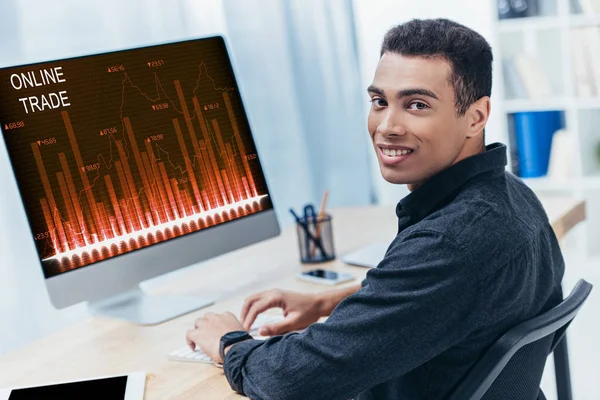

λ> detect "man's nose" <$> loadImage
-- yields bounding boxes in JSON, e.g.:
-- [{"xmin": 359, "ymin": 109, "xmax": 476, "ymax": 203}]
[{"xmin": 377, "ymin": 110, "xmax": 406, "ymax": 138}]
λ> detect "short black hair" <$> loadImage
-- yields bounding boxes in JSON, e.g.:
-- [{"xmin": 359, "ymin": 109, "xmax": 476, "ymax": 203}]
[{"xmin": 381, "ymin": 18, "xmax": 493, "ymax": 117}]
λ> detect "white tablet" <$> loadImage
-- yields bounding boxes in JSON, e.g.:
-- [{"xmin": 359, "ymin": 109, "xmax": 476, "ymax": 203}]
[
  {"xmin": 342, "ymin": 242, "xmax": 389, "ymax": 269},
  {"xmin": 0, "ymin": 372, "xmax": 146, "ymax": 400}
]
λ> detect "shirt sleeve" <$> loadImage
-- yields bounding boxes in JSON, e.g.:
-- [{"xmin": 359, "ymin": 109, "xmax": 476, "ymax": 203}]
[{"xmin": 223, "ymin": 229, "xmax": 480, "ymax": 400}]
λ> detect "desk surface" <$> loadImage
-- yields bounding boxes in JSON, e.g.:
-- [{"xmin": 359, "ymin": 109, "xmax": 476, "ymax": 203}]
[{"xmin": 0, "ymin": 195, "xmax": 586, "ymax": 399}]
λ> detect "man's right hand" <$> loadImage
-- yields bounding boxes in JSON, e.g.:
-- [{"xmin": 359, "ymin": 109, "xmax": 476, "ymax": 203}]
[
  {"xmin": 240, "ymin": 289, "xmax": 325, "ymax": 336},
  {"xmin": 240, "ymin": 283, "xmax": 362, "ymax": 336}
]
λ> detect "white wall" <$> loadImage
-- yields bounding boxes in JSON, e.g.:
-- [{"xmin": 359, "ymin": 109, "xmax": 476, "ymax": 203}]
[{"xmin": 352, "ymin": 0, "xmax": 509, "ymax": 205}]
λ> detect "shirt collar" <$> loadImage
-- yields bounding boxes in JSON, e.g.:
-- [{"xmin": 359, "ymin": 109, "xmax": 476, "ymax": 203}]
[{"xmin": 397, "ymin": 142, "xmax": 507, "ymax": 223}]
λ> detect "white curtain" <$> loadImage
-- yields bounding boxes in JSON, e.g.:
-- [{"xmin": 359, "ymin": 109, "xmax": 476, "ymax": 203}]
[{"xmin": 0, "ymin": 0, "xmax": 373, "ymax": 353}]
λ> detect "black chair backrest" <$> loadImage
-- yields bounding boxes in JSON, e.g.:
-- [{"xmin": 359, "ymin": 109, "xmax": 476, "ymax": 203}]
[{"xmin": 448, "ymin": 279, "xmax": 593, "ymax": 400}]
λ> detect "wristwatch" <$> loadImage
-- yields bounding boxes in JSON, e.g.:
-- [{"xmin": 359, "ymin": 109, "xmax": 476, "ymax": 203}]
[{"xmin": 219, "ymin": 331, "xmax": 253, "ymax": 361}]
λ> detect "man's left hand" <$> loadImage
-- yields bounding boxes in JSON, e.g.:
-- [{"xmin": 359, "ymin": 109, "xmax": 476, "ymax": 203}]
[{"xmin": 186, "ymin": 311, "xmax": 246, "ymax": 364}]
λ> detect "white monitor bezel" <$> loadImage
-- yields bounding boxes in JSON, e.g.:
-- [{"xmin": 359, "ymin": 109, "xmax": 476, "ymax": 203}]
[{"xmin": 0, "ymin": 35, "xmax": 280, "ymax": 309}]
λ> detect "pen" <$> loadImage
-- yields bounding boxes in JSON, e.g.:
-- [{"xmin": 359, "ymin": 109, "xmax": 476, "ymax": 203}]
[
  {"xmin": 291, "ymin": 208, "xmax": 311, "ymax": 259},
  {"xmin": 289, "ymin": 208, "xmax": 328, "ymax": 260},
  {"xmin": 303, "ymin": 204, "xmax": 317, "ymax": 256},
  {"xmin": 310, "ymin": 191, "xmax": 329, "ymax": 258}
]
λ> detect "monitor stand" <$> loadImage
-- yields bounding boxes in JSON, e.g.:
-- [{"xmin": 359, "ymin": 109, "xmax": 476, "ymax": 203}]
[{"xmin": 88, "ymin": 286, "xmax": 214, "ymax": 325}]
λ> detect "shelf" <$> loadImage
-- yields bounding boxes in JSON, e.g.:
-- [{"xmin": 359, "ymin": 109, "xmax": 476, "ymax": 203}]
[
  {"xmin": 498, "ymin": 14, "xmax": 600, "ymax": 32},
  {"xmin": 522, "ymin": 175, "xmax": 600, "ymax": 192},
  {"xmin": 582, "ymin": 175, "xmax": 600, "ymax": 190},
  {"xmin": 522, "ymin": 176, "xmax": 577, "ymax": 192},
  {"xmin": 569, "ymin": 14, "xmax": 600, "ymax": 28},
  {"xmin": 576, "ymin": 98, "xmax": 600, "ymax": 109},
  {"xmin": 503, "ymin": 98, "xmax": 567, "ymax": 113},
  {"xmin": 503, "ymin": 98, "xmax": 600, "ymax": 113},
  {"xmin": 498, "ymin": 16, "xmax": 561, "ymax": 33}
]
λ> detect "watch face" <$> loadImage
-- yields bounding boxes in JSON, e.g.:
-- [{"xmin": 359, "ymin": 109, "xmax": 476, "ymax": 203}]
[{"xmin": 224, "ymin": 331, "xmax": 250, "ymax": 340}]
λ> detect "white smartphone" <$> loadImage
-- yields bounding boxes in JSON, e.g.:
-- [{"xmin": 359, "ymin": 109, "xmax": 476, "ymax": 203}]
[
  {"xmin": 296, "ymin": 269, "xmax": 355, "ymax": 286},
  {"xmin": 0, "ymin": 372, "xmax": 146, "ymax": 400}
]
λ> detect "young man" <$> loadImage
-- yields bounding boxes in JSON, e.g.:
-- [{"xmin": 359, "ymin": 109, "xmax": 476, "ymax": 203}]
[{"xmin": 186, "ymin": 19, "xmax": 564, "ymax": 399}]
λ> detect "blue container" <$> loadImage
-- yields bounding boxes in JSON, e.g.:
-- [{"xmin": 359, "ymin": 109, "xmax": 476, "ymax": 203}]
[{"xmin": 513, "ymin": 110, "xmax": 564, "ymax": 178}]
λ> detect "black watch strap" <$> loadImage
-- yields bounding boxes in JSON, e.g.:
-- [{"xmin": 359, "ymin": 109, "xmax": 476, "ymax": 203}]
[{"xmin": 219, "ymin": 331, "xmax": 253, "ymax": 361}]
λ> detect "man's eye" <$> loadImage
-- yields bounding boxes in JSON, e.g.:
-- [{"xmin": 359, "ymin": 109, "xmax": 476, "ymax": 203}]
[
  {"xmin": 408, "ymin": 101, "xmax": 429, "ymax": 110},
  {"xmin": 371, "ymin": 98, "xmax": 387, "ymax": 108}
]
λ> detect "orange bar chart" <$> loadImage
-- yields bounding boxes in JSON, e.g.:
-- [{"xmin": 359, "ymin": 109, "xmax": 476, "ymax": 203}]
[{"xmin": 18, "ymin": 62, "xmax": 268, "ymax": 275}]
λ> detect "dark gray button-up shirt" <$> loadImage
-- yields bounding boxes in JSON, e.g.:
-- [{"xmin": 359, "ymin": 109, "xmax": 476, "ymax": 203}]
[{"xmin": 223, "ymin": 142, "xmax": 565, "ymax": 399}]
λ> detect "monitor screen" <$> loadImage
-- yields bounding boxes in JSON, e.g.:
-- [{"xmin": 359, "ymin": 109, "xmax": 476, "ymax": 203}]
[{"xmin": 0, "ymin": 36, "xmax": 273, "ymax": 279}]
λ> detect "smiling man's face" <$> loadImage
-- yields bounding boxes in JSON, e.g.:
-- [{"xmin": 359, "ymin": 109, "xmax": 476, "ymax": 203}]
[{"xmin": 367, "ymin": 52, "xmax": 483, "ymax": 191}]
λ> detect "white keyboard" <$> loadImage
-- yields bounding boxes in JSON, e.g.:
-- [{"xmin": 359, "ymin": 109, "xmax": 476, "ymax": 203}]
[{"xmin": 168, "ymin": 314, "xmax": 284, "ymax": 366}]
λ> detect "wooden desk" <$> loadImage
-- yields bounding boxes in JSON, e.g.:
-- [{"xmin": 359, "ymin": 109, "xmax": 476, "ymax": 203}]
[{"xmin": 0, "ymin": 195, "xmax": 586, "ymax": 399}]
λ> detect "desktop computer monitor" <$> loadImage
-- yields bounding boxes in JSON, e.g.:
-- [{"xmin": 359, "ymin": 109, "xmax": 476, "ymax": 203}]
[{"xmin": 0, "ymin": 36, "xmax": 280, "ymax": 325}]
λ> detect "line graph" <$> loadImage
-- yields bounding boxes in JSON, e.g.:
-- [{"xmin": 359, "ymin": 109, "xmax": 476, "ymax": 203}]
[{"xmin": 0, "ymin": 39, "xmax": 272, "ymax": 276}]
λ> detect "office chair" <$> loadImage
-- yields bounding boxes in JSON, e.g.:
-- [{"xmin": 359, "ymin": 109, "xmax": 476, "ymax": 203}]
[{"xmin": 448, "ymin": 279, "xmax": 593, "ymax": 400}]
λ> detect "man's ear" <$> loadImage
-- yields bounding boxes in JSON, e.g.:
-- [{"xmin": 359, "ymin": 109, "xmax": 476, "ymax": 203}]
[{"xmin": 466, "ymin": 96, "xmax": 490, "ymax": 139}]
